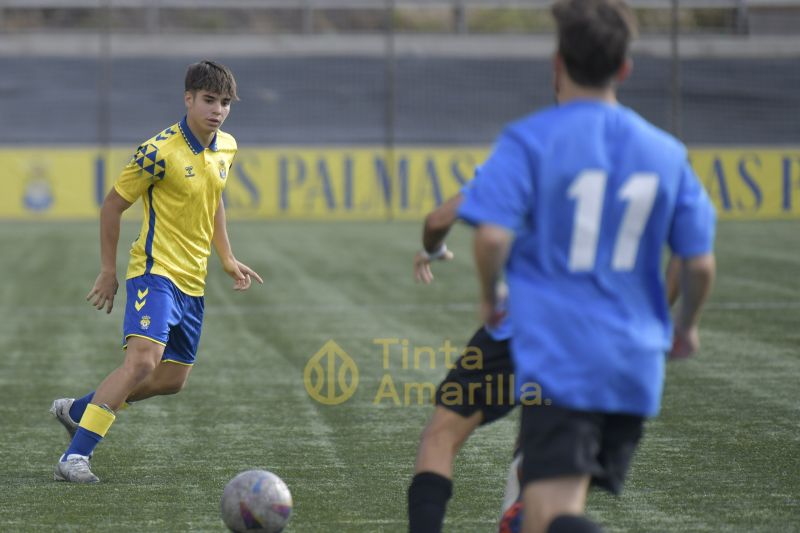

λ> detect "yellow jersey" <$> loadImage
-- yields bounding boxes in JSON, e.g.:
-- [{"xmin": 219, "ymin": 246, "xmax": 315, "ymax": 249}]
[{"xmin": 114, "ymin": 116, "xmax": 237, "ymax": 296}]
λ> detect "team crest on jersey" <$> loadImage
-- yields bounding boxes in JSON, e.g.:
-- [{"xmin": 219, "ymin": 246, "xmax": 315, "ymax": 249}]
[
  {"xmin": 218, "ymin": 160, "xmax": 227, "ymax": 179},
  {"xmin": 185, "ymin": 166, "xmax": 195, "ymax": 178},
  {"xmin": 140, "ymin": 315, "xmax": 151, "ymax": 330}
]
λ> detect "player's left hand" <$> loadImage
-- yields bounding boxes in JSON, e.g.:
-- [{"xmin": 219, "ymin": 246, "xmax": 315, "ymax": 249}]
[
  {"xmin": 223, "ymin": 259, "xmax": 264, "ymax": 291},
  {"xmin": 413, "ymin": 248, "xmax": 454, "ymax": 284}
]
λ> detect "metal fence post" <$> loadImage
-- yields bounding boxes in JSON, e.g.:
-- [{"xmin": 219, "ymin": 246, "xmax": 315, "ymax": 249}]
[
  {"xmin": 146, "ymin": 0, "xmax": 160, "ymax": 34},
  {"xmin": 385, "ymin": 0, "xmax": 397, "ymax": 220},
  {"xmin": 98, "ymin": 0, "xmax": 113, "ymax": 193},
  {"xmin": 669, "ymin": 0, "xmax": 682, "ymax": 138},
  {"xmin": 453, "ymin": 0, "xmax": 467, "ymax": 34},
  {"xmin": 735, "ymin": 0, "xmax": 749, "ymax": 35},
  {"xmin": 302, "ymin": 0, "xmax": 313, "ymax": 34}
]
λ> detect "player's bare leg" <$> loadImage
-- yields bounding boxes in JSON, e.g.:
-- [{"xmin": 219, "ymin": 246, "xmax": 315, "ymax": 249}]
[
  {"xmin": 408, "ymin": 407, "xmax": 483, "ymax": 533},
  {"xmin": 521, "ymin": 475, "xmax": 593, "ymax": 533},
  {"xmin": 51, "ymin": 355, "xmax": 189, "ymax": 444},
  {"xmin": 127, "ymin": 360, "xmax": 192, "ymax": 401},
  {"xmin": 92, "ymin": 336, "xmax": 165, "ymax": 411},
  {"xmin": 55, "ymin": 337, "xmax": 164, "ymax": 483},
  {"xmin": 415, "ymin": 406, "xmax": 483, "ymax": 477}
]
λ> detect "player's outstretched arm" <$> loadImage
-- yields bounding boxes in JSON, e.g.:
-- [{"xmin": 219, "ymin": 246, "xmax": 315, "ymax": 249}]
[
  {"xmin": 413, "ymin": 194, "xmax": 461, "ymax": 283},
  {"xmin": 212, "ymin": 198, "xmax": 263, "ymax": 291},
  {"xmin": 87, "ymin": 188, "xmax": 132, "ymax": 314},
  {"xmin": 670, "ymin": 253, "xmax": 715, "ymax": 359},
  {"xmin": 473, "ymin": 224, "xmax": 512, "ymax": 327}
]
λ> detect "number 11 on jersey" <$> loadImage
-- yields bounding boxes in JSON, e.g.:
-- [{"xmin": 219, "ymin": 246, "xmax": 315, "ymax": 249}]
[{"xmin": 567, "ymin": 170, "xmax": 659, "ymax": 273}]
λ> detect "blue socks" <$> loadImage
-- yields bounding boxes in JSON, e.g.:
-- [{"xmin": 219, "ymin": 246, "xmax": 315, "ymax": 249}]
[
  {"xmin": 63, "ymin": 427, "xmax": 102, "ymax": 460},
  {"xmin": 69, "ymin": 391, "xmax": 95, "ymax": 423}
]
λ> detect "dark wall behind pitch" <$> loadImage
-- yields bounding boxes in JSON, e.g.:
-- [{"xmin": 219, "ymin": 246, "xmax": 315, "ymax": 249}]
[{"xmin": 1, "ymin": 56, "xmax": 798, "ymax": 146}]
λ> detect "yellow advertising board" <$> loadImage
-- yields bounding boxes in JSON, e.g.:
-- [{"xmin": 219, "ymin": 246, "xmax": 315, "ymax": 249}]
[
  {"xmin": 1, "ymin": 146, "xmax": 798, "ymax": 220},
  {"xmin": 689, "ymin": 149, "xmax": 800, "ymax": 218}
]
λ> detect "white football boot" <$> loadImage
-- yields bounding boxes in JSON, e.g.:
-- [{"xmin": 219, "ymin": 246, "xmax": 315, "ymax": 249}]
[
  {"xmin": 54, "ymin": 454, "xmax": 99, "ymax": 483},
  {"xmin": 50, "ymin": 398, "xmax": 79, "ymax": 439}
]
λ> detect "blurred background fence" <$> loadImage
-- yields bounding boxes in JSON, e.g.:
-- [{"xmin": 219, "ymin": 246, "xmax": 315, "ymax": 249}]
[{"xmin": 1, "ymin": 0, "xmax": 799, "ymax": 219}]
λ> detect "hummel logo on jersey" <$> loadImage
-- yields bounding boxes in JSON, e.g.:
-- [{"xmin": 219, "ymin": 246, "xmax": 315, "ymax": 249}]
[
  {"xmin": 135, "ymin": 288, "xmax": 148, "ymax": 311},
  {"xmin": 185, "ymin": 166, "xmax": 195, "ymax": 178},
  {"xmin": 155, "ymin": 128, "xmax": 177, "ymax": 142}
]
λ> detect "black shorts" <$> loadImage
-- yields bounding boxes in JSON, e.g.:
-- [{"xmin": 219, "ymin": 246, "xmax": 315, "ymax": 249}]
[
  {"xmin": 434, "ymin": 327, "xmax": 515, "ymax": 425},
  {"xmin": 519, "ymin": 404, "xmax": 644, "ymax": 495}
]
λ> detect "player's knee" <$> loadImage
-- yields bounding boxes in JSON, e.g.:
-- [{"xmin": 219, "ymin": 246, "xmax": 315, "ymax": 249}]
[
  {"xmin": 420, "ymin": 418, "xmax": 467, "ymax": 453},
  {"xmin": 126, "ymin": 357, "xmax": 158, "ymax": 382},
  {"xmin": 123, "ymin": 345, "xmax": 161, "ymax": 381}
]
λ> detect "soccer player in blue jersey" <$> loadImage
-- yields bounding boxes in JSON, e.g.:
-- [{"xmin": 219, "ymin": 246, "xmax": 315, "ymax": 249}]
[
  {"xmin": 408, "ymin": 187, "xmax": 683, "ymax": 533},
  {"xmin": 459, "ymin": 0, "xmax": 717, "ymax": 531},
  {"xmin": 50, "ymin": 60, "xmax": 263, "ymax": 483}
]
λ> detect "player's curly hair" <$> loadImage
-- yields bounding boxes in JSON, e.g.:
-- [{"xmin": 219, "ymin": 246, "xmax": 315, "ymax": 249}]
[
  {"xmin": 185, "ymin": 60, "xmax": 239, "ymax": 101},
  {"xmin": 552, "ymin": 0, "xmax": 638, "ymax": 88}
]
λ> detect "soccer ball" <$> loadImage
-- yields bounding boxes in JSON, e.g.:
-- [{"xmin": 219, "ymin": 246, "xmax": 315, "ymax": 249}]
[{"xmin": 221, "ymin": 470, "xmax": 293, "ymax": 532}]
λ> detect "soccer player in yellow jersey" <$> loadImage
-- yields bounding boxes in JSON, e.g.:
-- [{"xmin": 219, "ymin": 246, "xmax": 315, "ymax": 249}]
[{"xmin": 50, "ymin": 60, "xmax": 262, "ymax": 483}]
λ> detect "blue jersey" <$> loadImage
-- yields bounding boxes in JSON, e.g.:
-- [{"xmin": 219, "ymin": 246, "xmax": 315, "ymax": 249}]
[{"xmin": 458, "ymin": 100, "xmax": 715, "ymax": 416}]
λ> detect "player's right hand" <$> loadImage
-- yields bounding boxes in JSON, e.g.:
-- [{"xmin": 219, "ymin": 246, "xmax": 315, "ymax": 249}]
[
  {"xmin": 413, "ymin": 249, "xmax": 454, "ymax": 284},
  {"xmin": 669, "ymin": 325, "xmax": 699, "ymax": 360},
  {"xmin": 87, "ymin": 271, "xmax": 119, "ymax": 314}
]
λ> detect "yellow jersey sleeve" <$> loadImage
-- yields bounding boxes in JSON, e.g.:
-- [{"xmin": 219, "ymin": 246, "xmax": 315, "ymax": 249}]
[{"xmin": 114, "ymin": 143, "xmax": 166, "ymax": 203}]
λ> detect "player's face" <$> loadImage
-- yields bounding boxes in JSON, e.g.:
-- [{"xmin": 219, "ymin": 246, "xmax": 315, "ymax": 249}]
[{"xmin": 185, "ymin": 90, "xmax": 231, "ymax": 135}]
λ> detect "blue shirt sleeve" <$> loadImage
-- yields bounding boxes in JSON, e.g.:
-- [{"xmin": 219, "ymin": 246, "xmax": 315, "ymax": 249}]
[
  {"xmin": 457, "ymin": 130, "xmax": 534, "ymax": 232},
  {"xmin": 669, "ymin": 161, "xmax": 716, "ymax": 257},
  {"xmin": 458, "ymin": 166, "xmax": 480, "ymax": 196}
]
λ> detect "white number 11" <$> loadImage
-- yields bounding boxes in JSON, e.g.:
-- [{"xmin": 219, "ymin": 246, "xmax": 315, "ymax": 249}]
[{"xmin": 567, "ymin": 170, "xmax": 658, "ymax": 272}]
